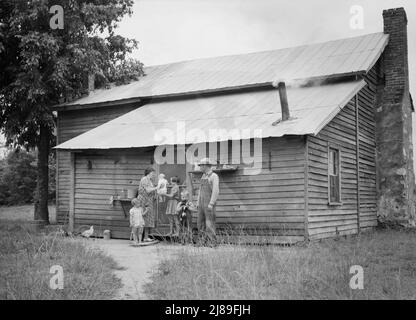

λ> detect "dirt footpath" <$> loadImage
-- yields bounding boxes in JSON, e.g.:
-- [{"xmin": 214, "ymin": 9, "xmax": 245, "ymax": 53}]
[{"xmin": 90, "ymin": 239, "xmax": 181, "ymax": 300}]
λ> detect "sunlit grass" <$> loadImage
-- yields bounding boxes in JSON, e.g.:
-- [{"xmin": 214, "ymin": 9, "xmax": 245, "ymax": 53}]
[
  {"xmin": 0, "ymin": 222, "xmax": 123, "ymax": 300},
  {"xmin": 145, "ymin": 228, "xmax": 416, "ymax": 300}
]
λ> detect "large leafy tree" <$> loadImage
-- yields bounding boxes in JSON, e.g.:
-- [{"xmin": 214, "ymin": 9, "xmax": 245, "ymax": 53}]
[{"xmin": 0, "ymin": 0, "xmax": 143, "ymax": 223}]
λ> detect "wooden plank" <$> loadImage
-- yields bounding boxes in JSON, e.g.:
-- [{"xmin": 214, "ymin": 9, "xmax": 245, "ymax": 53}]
[
  {"xmin": 358, "ymin": 68, "xmax": 377, "ymax": 227},
  {"xmin": 75, "ymin": 190, "xmax": 306, "ymax": 200},
  {"xmin": 55, "ymin": 115, "xmax": 61, "ymax": 223},
  {"xmin": 75, "ymin": 184, "xmax": 305, "ymax": 194},
  {"xmin": 309, "ymin": 228, "xmax": 358, "ymax": 240},
  {"xmin": 355, "ymin": 94, "xmax": 361, "ymax": 232},
  {"xmin": 69, "ymin": 152, "xmax": 75, "ymax": 232},
  {"xmin": 308, "ymin": 224, "xmax": 358, "ymax": 236},
  {"xmin": 74, "ymin": 201, "xmax": 306, "ymax": 211},
  {"xmin": 308, "ymin": 219, "xmax": 359, "ymax": 229},
  {"xmin": 75, "ymin": 207, "xmax": 306, "ymax": 217},
  {"xmin": 304, "ymin": 136, "xmax": 309, "ymax": 240},
  {"xmin": 74, "ymin": 179, "xmax": 306, "ymax": 190}
]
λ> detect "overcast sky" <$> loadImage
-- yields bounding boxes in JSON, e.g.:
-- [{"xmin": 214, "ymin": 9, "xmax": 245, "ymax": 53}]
[
  {"xmin": 117, "ymin": 0, "xmax": 416, "ymax": 166},
  {"xmin": 1, "ymin": 0, "xmax": 415, "ymax": 160},
  {"xmin": 119, "ymin": 0, "xmax": 415, "ymax": 89}
]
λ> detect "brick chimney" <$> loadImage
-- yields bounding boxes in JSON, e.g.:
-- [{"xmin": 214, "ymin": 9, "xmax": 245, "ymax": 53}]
[{"xmin": 376, "ymin": 7, "xmax": 415, "ymax": 227}]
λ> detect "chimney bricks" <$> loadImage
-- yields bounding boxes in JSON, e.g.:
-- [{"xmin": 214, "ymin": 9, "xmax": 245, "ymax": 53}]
[{"xmin": 376, "ymin": 7, "xmax": 415, "ymax": 227}]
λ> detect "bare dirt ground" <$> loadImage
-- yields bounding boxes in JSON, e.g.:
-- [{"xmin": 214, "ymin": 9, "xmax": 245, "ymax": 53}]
[{"xmin": 89, "ymin": 239, "xmax": 183, "ymax": 300}]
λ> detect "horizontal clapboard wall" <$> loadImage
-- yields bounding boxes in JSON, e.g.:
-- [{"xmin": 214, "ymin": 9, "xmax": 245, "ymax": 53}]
[
  {"xmin": 358, "ymin": 66, "xmax": 378, "ymax": 230},
  {"xmin": 306, "ymin": 69, "xmax": 378, "ymax": 240},
  {"xmin": 70, "ymin": 137, "xmax": 306, "ymax": 240},
  {"xmin": 307, "ymin": 100, "xmax": 359, "ymax": 240},
  {"xmin": 189, "ymin": 137, "xmax": 306, "ymax": 240},
  {"xmin": 73, "ymin": 150, "xmax": 153, "ymax": 239},
  {"xmin": 56, "ymin": 104, "xmax": 139, "ymax": 223}
]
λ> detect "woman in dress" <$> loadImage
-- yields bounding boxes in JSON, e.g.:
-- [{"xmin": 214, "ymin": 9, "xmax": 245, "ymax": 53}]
[{"xmin": 138, "ymin": 167, "xmax": 158, "ymax": 241}]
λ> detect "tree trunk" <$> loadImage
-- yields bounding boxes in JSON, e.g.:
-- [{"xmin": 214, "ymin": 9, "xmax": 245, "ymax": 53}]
[{"xmin": 34, "ymin": 124, "xmax": 50, "ymax": 223}]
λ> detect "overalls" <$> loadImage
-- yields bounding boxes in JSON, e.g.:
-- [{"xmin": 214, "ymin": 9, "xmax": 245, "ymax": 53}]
[{"xmin": 197, "ymin": 173, "xmax": 216, "ymax": 241}]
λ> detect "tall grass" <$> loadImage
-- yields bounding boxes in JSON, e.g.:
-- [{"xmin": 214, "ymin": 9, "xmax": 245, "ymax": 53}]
[
  {"xmin": 144, "ymin": 229, "xmax": 416, "ymax": 299},
  {"xmin": 0, "ymin": 222, "xmax": 122, "ymax": 300}
]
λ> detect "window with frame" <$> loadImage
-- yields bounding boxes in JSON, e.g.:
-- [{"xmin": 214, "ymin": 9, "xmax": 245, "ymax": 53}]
[{"xmin": 328, "ymin": 147, "xmax": 341, "ymax": 204}]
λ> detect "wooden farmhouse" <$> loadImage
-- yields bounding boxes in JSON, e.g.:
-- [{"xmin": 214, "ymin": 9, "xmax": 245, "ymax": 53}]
[{"xmin": 54, "ymin": 8, "xmax": 415, "ymax": 242}]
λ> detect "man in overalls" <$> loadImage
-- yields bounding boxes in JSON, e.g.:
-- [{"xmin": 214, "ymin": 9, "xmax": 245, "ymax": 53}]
[{"xmin": 197, "ymin": 158, "xmax": 219, "ymax": 244}]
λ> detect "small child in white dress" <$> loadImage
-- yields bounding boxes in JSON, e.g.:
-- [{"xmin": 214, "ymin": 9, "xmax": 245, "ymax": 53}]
[
  {"xmin": 157, "ymin": 173, "xmax": 168, "ymax": 202},
  {"xmin": 129, "ymin": 197, "xmax": 147, "ymax": 245}
]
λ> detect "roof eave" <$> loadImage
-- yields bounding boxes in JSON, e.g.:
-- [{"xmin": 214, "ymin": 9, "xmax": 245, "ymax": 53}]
[
  {"xmin": 311, "ymin": 79, "xmax": 367, "ymax": 135},
  {"xmin": 51, "ymin": 96, "xmax": 144, "ymax": 112}
]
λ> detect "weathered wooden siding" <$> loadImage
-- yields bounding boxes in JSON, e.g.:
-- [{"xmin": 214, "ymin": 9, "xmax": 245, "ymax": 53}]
[
  {"xmin": 357, "ymin": 68, "xmax": 378, "ymax": 230},
  {"xmin": 307, "ymin": 100, "xmax": 359, "ymax": 240},
  {"xmin": 56, "ymin": 104, "xmax": 139, "ymax": 223},
  {"xmin": 73, "ymin": 150, "xmax": 153, "ymax": 238},
  {"xmin": 190, "ymin": 137, "xmax": 306, "ymax": 241},
  {"xmin": 306, "ymin": 71, "xmax": 378, "ymax": 240},
  {"xmin": 68, "ymin": 137, "xmax": 306, "ymax": 240}
]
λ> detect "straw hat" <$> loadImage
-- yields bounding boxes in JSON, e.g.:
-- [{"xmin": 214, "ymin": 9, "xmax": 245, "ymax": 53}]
[{"xmin": 198, "ymin": 158, "xmax": 216, "ymax": 166}]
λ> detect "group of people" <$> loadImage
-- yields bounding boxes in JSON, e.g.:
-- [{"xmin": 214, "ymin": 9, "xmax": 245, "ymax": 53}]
[
  {"xmin": 157, "ymin": 173, "xmax": 194, "ymax": 237},
  {"xmin": 128, "ymin": 158, "xmax": 219, "ymax": 246}
]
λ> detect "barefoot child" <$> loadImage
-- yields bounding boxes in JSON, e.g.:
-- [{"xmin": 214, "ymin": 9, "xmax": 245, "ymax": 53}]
[{"xmin": 129, "ymin": 197, "xmax": 147, "ymax": 245}]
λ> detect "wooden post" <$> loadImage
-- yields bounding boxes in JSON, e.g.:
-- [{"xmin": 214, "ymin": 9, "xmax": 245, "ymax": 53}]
[
  {"xmin": 277, "ymin": 82, "xmax": 290, "ymax": 121},
  {"xmin": 355, "ymin": 94, "xmax": 361, "ymax": 233},
  {"xmin": 69, "ymin": 152, "xmax": 75, "ymax": 233},
  {"xmin": 303, "ymin": 136, "xmax": 309, "ymax": 241},
  {"xmin": 55, "ymin": 114, "xmax": 60, "ymax": 224}
]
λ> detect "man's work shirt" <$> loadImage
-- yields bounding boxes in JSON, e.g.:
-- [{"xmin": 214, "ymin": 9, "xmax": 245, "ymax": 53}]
[{"xmin": 198, "ymin": 169, "xmax": 220, "ymax": 207}]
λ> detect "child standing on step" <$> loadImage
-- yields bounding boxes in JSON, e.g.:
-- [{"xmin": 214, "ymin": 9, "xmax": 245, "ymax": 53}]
[{"xmin": 165, "ymin": 176, "xmax": 181, "ymax": 236}]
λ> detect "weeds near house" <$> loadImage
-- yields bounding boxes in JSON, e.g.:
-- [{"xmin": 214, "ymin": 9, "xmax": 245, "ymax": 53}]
[
  {"xmin": 144, "ymin": 229, "xmax": 416, "ymax": 299},
  {"xmin": 0, "ymin": 222, "xmax": 122, "ymax": 300}
]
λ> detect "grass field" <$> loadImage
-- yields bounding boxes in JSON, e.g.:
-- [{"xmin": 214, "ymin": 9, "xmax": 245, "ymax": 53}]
[
  {"xmin": 3, "ymin": 205, "xmax": 416, "ymax": 300},
  {"xmin": 144, "ymin": 229, "xmax": 416, "ymax": 300},
  {"xmin": 0, "ymin": 204, "xmax": 56, "ymax": 223},
  {"xmin": 0, "ymin": 206, "xmax": 123, "ymax": 300}
]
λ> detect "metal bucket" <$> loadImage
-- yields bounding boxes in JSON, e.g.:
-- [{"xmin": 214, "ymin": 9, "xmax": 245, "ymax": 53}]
[
  {"xmin": 103, "ymin": 230, "xmax": 111, "ymax": 240},
  {"xmin": 127, "ymin": 188, "xmax": 137, "ymax": 199},
  {"xmin": 120, "ymin": 189, "xmax": 127, "ymax": 199}
]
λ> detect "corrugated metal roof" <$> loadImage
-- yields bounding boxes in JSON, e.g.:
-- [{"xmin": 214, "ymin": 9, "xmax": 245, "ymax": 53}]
[
  {"xmin": 55, "ymin": 79, "xmax": 366, "ymax": 150},
  {"xmin": 58, "ymin": 32, "xmax": 387, "ymax": 108}
]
